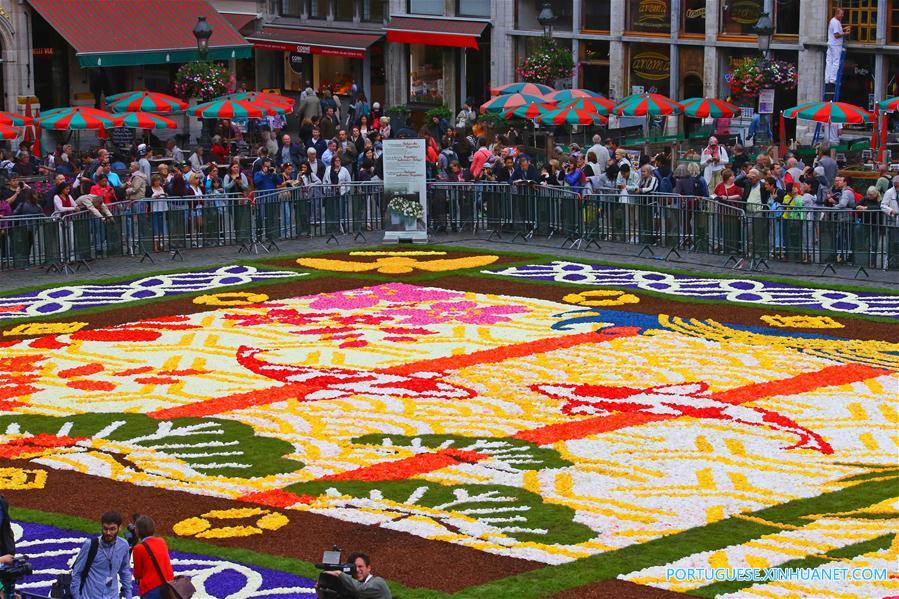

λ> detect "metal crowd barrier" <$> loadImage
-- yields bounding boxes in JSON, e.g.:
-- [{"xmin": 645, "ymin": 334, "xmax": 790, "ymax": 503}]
[{"xmin": 1, "ymin": 183, "xmax": 896, "ymax": 275}]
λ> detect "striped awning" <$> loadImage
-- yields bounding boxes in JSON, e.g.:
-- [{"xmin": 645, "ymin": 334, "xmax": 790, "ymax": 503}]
[
  {"xmin": 27, "ymin": 0, "xmax": 252, "ymax": 67},
  {"xmin": 386, "ymin": 16, "xmax": 489, "ymax": 49}
]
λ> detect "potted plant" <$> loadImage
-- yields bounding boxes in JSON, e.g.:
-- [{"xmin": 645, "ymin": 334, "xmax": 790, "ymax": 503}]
[
  {"xmin": 727, "ymin": 58, "xmax": 797, "ymax": 99},
  {"xmin": 174, "ymin": 61, "xmax": 234, "ymax": 102},
  {"xmin": 386, "ymin": 104, "xmax": 410, "ymax": 128},
  {"xmin": 516, "ymin": 38, "xmax": 576, "ymax": 87},
  {"xmin": 387, "ymin": 193, "xmax": 424, "ymax": 231}
]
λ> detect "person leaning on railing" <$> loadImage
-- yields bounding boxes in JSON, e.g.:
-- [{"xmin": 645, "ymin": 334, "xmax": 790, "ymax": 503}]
[{"xmin": 882, "ymin": 176, "xmax": 899, "ymax": 225}]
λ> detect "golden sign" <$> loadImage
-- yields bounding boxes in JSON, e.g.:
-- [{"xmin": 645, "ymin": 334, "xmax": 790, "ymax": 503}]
[
  {"xmin": 632, "ymin": 51, "xmax": 671, "ymax": 81},
  {"xmin": 729, "ymin": 0, "xmax": 762, "ymax": 25},
  {"xmin": 637, "ymin": 0, "xmax": 669, "ymax": 22}
]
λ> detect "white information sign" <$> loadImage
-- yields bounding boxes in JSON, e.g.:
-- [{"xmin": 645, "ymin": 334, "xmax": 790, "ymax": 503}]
[
  {"xmin": 758, "ymin": 88, "xmax": 775, "ymax": 115},
  {"xmin": 382, "ymin": 139, "xmax": 428, "ymax": 243}
]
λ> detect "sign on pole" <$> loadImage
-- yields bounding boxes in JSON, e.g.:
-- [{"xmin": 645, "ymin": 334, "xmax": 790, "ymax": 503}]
[
  {"xmin": 758, "ymin": 88, "xmax": 775, "ymax": 114},
  {"xmin": 382, "ymin": 139, "xmax": 428, "ymax": 243}
]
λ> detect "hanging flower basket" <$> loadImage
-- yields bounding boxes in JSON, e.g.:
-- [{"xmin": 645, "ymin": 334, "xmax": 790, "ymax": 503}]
[
  {"xmin": 516, "ymin": 39, "xmax": 575, "ymax": 87},
  {"xmin": 727, "ymin": 58, "xmax": 797, "ymax": 99},
  {"xmin": 174, "ymin": 62, "xmax": 235, "ymax": 102}
]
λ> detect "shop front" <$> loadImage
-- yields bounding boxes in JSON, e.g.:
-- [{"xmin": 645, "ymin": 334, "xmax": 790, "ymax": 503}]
[
  {"xmin": 627, "ymin": 42, "xmax": 671, "ymax": 96},
  {"xmin": 386, "ymin": 16, "xmax": 490, "ymax": 119},
  {"xmin": 247, "ymin": 27, "xmax": 384, "ymax": 103}
]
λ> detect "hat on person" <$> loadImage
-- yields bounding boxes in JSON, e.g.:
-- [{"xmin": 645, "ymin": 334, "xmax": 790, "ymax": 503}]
[
  {"xmin": 138, "ymin": 143, "xmax": 148, "ymax": 155},
  {"xmin": 372, "ymin": 102, "xmax": 381, "ymax": 110}
]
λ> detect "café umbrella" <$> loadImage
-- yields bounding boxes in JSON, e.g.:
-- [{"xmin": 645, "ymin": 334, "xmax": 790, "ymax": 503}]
[
  {"xmin": 490, "ymin": 82, "xmax": 554, "ymax": 97},
  {"xmin": 0, "ymin": 124, "xmax": 19, "ymax": 140},
  {"xmin": 546, "ymin": 89, "xmax": 605, "ymax": 102},
  {"xmin": 538, "ymin": 106, "xmax": 607, "ymax": 126},
  {"xmin": 680, "ymin": 97, "xmax": 742, "ymax": 119},
  {"xmin": 480, "ymin": 93, "xmax": 552, "ymax": 114},
  {"xmin": 188, "ymin": 98, "xmax": 285, "ymax": 119},
  {"xmin": 876, "ymin": 97, "xmax": 899, "ymax": 112},
  {"xmin": 35, "ymin": 107, "xmax": 116, "ymax": 130},
  {"xmin": 560, "ymin": 97, "xmax": 614, "ymax": 116},
  {"xmin": 227, "ymin": 91, "xmax": 295, "ymax": 108},
  {"xmin": 782, "ymin": 101, "xmax": 873, "ymax": 124},
  {"xmin": 612, "ymin": 93, "xmax": 683, "ymax": 117},
  {"xmin": 113, "ymin": 112, "xmax": 177, "ymax": 129},
  {"xmin": 108, "ymin": 91, "xmax": 187, "ymax": 114},
  {"xmin": 0, "ymin": 112, "xmax": 31, "ymax": 127},
  {"xmin": 502, "ymin": 101, "xmax": 554, "ymax": 121}
]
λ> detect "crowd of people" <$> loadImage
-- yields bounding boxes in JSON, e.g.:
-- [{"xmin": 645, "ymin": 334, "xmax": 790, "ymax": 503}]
[{"xmin": 0, "ymin": 85, "xmax": 896, "ymax": 266}]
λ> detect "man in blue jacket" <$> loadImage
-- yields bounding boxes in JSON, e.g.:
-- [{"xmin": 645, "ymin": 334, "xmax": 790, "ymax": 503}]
[{"xmin": 253, "ymin": 158, "xmax": 283, "ymax": 192}]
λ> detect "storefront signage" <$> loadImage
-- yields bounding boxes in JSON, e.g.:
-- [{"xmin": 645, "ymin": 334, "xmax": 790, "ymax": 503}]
[
  {"xmin": 32, "ymin": 47, "xmax": 54, "ymax": 57},
  {"xmin": 729, "ymin": 0, "xmax": 762, "ymax": 25},
  {"xmin": 634, "ymin": 0, "xmax": 668, "ymax": 28},
  {"xmin": 288, "ymin": 52, "xmax": 305, "ymax": 75},
  {"xmin": 758, "ymin": 88, "xmax": 775, "ymax": 114},
  {"xmin": 685, "ymin": 7, "xmax": 705, "ymax": 20},
  {"xmin": 250, "ymin": 40, "xmax": 365, "ymax": 59},
  {"xmin": 632, "ymin": 51, "xmax": 670, "ymax": 81}
]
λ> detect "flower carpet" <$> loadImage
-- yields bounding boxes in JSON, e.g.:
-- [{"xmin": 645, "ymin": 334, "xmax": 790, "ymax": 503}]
[{"xmin": 0, "ymin": 246, "xmax": 895, "ymax": 598}]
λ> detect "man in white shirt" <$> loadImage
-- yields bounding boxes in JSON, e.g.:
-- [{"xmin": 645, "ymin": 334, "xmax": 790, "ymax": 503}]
[
  {"xmin": 881, "ymin": 175, "xmax": 899, "ymax": 224},
  {"xmin": 587, "ymin": 134, "xmax": 610, "ymax": 174},
  {"xmin": 826, "ymin": 8, "xmax": 850, "ymax": 84},
  {"xmin": 700, "ymin": 136, "xmax": 729, "ymax": 190}
]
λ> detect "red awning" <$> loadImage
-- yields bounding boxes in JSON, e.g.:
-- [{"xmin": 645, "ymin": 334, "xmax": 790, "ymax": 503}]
[
  {"xmin": 27, "ymin": 0, "xmax": 252, "ymax": 67},
  {"xmin": 247, "ymin": 27, "xmax": 382, "ymax": 59},
  {"xmin": 222, "ymin": 13, "xmax": 257, "ymax": 33},
  {"xmin": 386, "ymin": 16, "xmax": 488, "ymax": 49}
]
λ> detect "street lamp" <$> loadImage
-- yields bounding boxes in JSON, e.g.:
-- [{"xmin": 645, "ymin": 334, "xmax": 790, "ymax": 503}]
[
  {"xmin": 537, "ymin": 2, "xmax": 555, "ymax": 39},
  {"xmin": 193, "ymin": 15, "xmax": 213, "ymax": 61},
  {"xmin": 753, "ymin": 12, "xmax": 773, "ymax": 60}
]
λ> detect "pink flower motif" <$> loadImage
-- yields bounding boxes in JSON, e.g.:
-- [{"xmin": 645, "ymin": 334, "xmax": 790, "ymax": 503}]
[
  {"xmin": 309, "ymin": 283, "xmax": 463, "ymax": 311},
  {"xmin": 385, "ymin": 301, "xmax": 528, "ymax": 326}
]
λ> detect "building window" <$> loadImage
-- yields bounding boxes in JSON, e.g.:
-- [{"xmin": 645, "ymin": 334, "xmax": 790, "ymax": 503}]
[
  {"xmin": 308, "ymin": 0, "xmax": 328, "ymax": 19},
  {"xmin": 682, "ymin": 0, "xmax": 706, "ymax": 35},
  {"xmin": 334, "ymin": 0, "xmax": 355, "ymax": 20},
  {"xmin": 831, "ymin": 0, "xmax": 877, "ymax": 43},
  {"xmin": 410, "ymin": 45, "xmax": 443, "ymax": 105},
  {"xmin": 516, "ymin": 0, "xmax": 572, "ymax": 32},
  {"xmin": 775, "ymin": 0, "xmax": 799, "ymax": 35},
  {"xmin": 362, "ymin": 0, "xmax": 384, "ymax": 22},
  {"xmin": 583, "ymin": 0, "xmax": 610, "ymax": 32},
  {"xmin": 627, "ymin": 0, "xmax": 671, "ymax": 35},
  {"xmin": 458, "ymin": 0, "xmax": 490, "ymax": 18},
  {"xmin": 627, "ymin": 43, "xmax": 671, "ymax": 95},
  {"xmin": 409, "ymin": 0, "xmax": 444, "ymax": 15},
  {"xmin": 281, "ymin": 0, "xmax": 303, "ymax": 17},
  {"xmin": 840, "ymin": 52, "xmax": 875, "ymax": 107},
  {"xmin": 720, "ymin": 0, "xmax": 763, "ymax": 35},
  {"xmin": 580, "ymin": 40, "xmax": 610, "ymax": 95}
]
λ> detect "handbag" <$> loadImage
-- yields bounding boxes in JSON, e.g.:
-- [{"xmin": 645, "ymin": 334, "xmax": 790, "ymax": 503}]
[{"xmin": 141, "ymin": 540, "xmax": 196, "ymax": 599}]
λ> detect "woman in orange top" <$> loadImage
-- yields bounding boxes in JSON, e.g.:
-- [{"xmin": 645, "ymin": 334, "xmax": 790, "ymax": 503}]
[{"xmin": 131, "ymin": 516, "xmax": 174, "ymax": 599}]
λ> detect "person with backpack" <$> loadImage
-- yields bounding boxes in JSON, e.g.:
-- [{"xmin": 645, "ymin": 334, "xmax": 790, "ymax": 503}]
[
  {"xmin": 69, "ymin": 511, "xmax": 132, "ymax": 599},
  {"xmin": 131, "ymin": 516, "xmax": 178, "ymax": 599}
]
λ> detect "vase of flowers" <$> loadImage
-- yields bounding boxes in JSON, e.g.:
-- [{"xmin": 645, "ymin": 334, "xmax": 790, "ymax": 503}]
[
  {"xmin": 727, "ymin": 58, "xmax": 797, "ymax": 99},
  {"xmin": 387, "ymin": 194, "xmax": 424, "ymax": 230},
  {"xmin": 516, "ymin": 38, "xmax": 576, "ymax": 87}
]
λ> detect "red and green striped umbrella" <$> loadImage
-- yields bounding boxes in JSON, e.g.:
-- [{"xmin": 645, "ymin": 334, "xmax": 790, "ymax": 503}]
[
  {"xmin": 612, "ymin": 93, "xmax": 683, "ymax": 117},
  {"xmin": 35, "ymin": 107, "xmax": 116, "ymax": 130},
  {"xmin": 188, "ymin": 98, "xmax": 285, "ymax": 119},
  {"xmin": 877, "ymin": 96, "xmax": 899, "ymax": 112},
  {"xmin": 491, "ymin": 82, "xmax": 554, "ymax": 97},
  {"xmin": 561, "ymin": 97, "xmax": 614, "ymax": 116},
  {"xmin": 546, "ymin": 89, "xmax": 604, "ymax": 102},
  {"xmin": 113, "ymin": 112, "xmax": 177, "ymax": 129},
  {"xmin": 0, "ymin": 112, "xmax": 31, "ymax": 127},
  {"xmin": 108, "ymin": 91, "xmax": 187, "ymax": 114},
  {"xmin": 480, "ymin": 93, "xmax": 552, "ymax": 114},
  {"xmin": 680, "ymin": 97, "xmax": 742, "ymax": 118},
  {"xmin": 0, "ymin": 125, "xmax": 19, "ymax": 140},
  {"xmin": 538, "ymin": 106, "xmax": 607, "ymax": 126},
  {"xmin": 782, "ymin": 101, "xmax": 872, "ymax": 124},
  {"xmin": 502, "ymin": 101, "xmax": 555, "ymax": 120},
  {"xmin": 227, "ymin": 91, "xmax": 295, "ymax": 108}
]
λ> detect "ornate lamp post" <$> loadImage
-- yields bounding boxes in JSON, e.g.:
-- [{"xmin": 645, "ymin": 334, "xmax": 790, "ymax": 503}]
[
  {"xmin": 754, "ymin": 13, "xmax": 774, "ymax": 146},
  {"xmin": 537, "ymin": 3, "xmax": 555, "ymax": 39},
  {"xmin": 193, "ymin": 15, "xmax": 213, "ymax": 61}
]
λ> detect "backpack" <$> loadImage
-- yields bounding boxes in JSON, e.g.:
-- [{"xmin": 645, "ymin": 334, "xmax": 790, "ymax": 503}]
[{"xmin": 51, "ymin": 536, "xmax": 99, "ymax": 598}]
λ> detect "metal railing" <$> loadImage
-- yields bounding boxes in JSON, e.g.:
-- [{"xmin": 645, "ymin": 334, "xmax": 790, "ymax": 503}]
[{"xmin": 1, "ymin": 183, "xmax": 896, "ymax": 275}]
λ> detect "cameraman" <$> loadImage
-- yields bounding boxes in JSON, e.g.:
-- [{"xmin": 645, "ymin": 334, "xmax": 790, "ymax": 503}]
[
  {"xmin": 322, "ymin": 552, "xmax": 391, "ymax": 599},
  {"xmin": 0, "ymin": 493, "xmax": 16, "ymax": 599}
]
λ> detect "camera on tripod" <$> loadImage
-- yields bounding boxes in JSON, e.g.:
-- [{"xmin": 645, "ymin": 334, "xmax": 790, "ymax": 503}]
[{"xmin": 315, "ymin": 546, "xmax": 356, "ymax": 599}]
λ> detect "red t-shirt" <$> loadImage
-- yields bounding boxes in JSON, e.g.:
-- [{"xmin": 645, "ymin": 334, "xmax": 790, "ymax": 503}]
[{"xmin": 132, "ymin": 537, "xmax": 174, "ymax": 595}]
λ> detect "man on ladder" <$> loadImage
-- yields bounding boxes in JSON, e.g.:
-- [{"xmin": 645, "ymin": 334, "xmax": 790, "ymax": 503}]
[{"xmin": 824, "ymin": 7, "xmax": 851, "ymax": 143}]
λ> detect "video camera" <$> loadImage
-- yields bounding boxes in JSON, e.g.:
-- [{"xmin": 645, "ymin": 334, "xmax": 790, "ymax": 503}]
[
  {"xmin": 0, "ymin": 556, "xmax": 34, "ymax": 596},
  {"xmin": 315, "ymin": 547, "xmax": 355, "ymax": 599}
]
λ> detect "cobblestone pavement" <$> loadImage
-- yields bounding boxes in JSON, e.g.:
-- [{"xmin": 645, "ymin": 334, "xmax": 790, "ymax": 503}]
[{"xmin": 1, "ymin": 231, "xmax": 896, "ymax": 292}]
